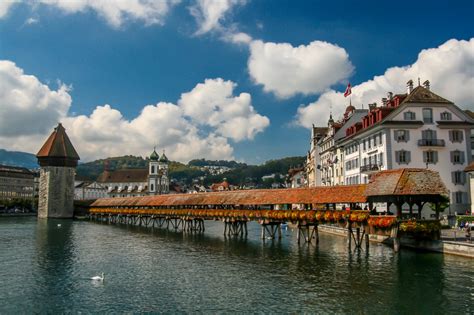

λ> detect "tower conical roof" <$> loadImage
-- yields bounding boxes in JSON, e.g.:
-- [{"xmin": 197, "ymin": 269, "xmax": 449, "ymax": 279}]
[{"xmin": 37, "ymin": 123, "xmax": 80, "ymax": 167}]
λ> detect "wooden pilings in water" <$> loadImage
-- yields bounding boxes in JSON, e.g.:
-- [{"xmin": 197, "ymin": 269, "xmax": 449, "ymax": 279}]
[
  {"xmin": 297, "ymin": 223, "xmax": 319, "ymax": 244},
  {"xmin": 347, "ymin": 222, "xmax": 369, "ymax": 250},
  {"xmin": 260, "ymin": 221, "xmax": 281, "ymax": 240},
  {"xmin": 87, "ymin": 213, "xmax": 205, "ymax": 233},
  {"xmin": 223, "ymin": 219, "xmax": 247, "ymax": 237}
]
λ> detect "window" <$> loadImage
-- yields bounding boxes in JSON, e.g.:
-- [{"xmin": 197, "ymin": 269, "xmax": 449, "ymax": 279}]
[
  {"xmin": 151, "ymin": 165, "xmax": 155, "ymax": 173},
  {"xmin": 440, "ymin": 111, "xmax": 452, "ymax": 121},
  {"xmin": 452, "ymin": 171, "xmax": 466, "ymax": 185},
  {"xmin": 449, "ymin": 130, "xmax": 463, "ymax": 143},
  {"xmin": 379, "ymin": 133, "xmax": 383, "ymax": 145},
  {"xmin": 395, "ymin": 130, "xmax": 409, "ymax": 142},
  {"xmin": 363, "ymin": 140, "xmax": 366, "ymax": 151},
  {"xmin": 454, "ymin": 191, "xmax": 466, "ymax": 204},
  {"xmin": 422, "ymin": 129, "xmax": 436, "ymax": 140},
  {"xmin": 379, "ymin": 152, "xmax": 384, "ymax": 166},
  {"xmin": 404, "ymin": 111, "xmax": 416, "ymax": 120},
  {"xmin": 451, "ymin": 150, "xmax": 465, "ymax": 164},
  {"xmin": 423, "ymin": 150, "xmax": 438, "ymax": 164},
  {"xmin": 395, "ymin": 150, "xmax": 410, "ymax": 164},
  {"xmin": 423, "ymin": 108, "xmax": 433, "ymax": 123},
  {"xmin": 150, "ymin": 183, "xmax": 154, "ymax": 191}
]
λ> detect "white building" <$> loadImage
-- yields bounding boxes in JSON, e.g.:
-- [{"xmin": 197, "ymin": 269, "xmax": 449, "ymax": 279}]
[
  {"xmin": 74, "ymin": 181, "xmax": 108, "ymax": 200},
  {"xmin": 307, "ymin": 80, "xmax": 474, "ymax": 215},
  {"xmin": 97, "ymin": 148, "xmax": 169, "ymax": 198}
]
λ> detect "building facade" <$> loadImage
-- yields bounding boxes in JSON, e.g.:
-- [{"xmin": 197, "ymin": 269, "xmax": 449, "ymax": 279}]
[
  {"xmin": 97, "ymin": 149, "xmax": 169, "ymax": 198},
  {"xmin": 74, "ymin": 181, "xmax": 108, "ymax": 200},
  {"xmin": 0, "ymin": 164, "xmax": 35, "ymax": 203},
  {"xmin": 307, "ymin": 80, "xmax": 473, "ymax": 215}
]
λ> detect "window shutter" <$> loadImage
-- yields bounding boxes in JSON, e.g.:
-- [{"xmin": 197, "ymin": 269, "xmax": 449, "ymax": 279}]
[
  {"xmin": 449, "ymin": 130, "xmax": 453, "ymax": 142},
  {"xmin": 395, "ymin": 151, "xmax": 400, "ymax": 163},
  {"xmin": 394, "ymin": 131, "xmax": 398, "ymax": 141},
  {"xmin": 460, "ymin": 131, "xmax": 464, "ymax": 142},
  {"xmin": 461, "ymin": 151, "xmax": 465, "ymax": 164},
  {"xmin": 451, "ymin": 192, "xmax": 455, "ymax": 204},
  {"xmin": 423, "ymin": 151, "xmax": 427, "ymax": 163},
  {"xmin": 462, "ymin": 172, "xmax": 466, "ymax": 185},
  {"xmin": 463, "ymin": 192, "xmax": 468, "ymax": 204},
  {"xmin": 451, "ymin": 171, "xmax": 456, "ymax": 184},
  {"xmin": 433, "ymin": 130, "xmax": 437, "ymax": 139},
  {"xmin": 434, "ymin": 151, "xmax": 438, "ymax": 164},
  {"xmin": 406, "ymin": 151, "xmax": 411, "ymax": 164},
  {"xmin": 450, "ymin": 151, "xmax": 454, "ymax": 163},
  {"xmin": 406, "ymin": 130, "xmax": 410, "ymax": 142},
  {"xmin": 421, "ymin": 130, "xmax": 426, "ymax": 139}
]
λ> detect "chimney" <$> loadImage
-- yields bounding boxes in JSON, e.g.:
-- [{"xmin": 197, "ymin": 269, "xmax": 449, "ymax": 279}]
[
  {"xmin": 423, "ymin": 80, "xmax": 430, "ymax": 90},
  {"xmin": 368, "ymin": 103, "xmax": 377, "ymax": 111},
  {"xmin": 382, "ymin": 98, "xmax": 388, "ymax": 106},
  {"xmin": 387, "ymin": 92, "xmax": 393, "ymax": 100},
  {"xmin": 407, "ymin": 80, "xmax": 414, "ymax": 94}
]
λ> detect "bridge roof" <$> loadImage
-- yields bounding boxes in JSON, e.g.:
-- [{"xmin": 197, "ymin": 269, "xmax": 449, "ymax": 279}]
[
  {"xmin": 91, "ymin": 185, "xmax": 368, "ymax": 207},
  {"xmin": 365, "ymin": 168, "xmax": 448, "ymax": 197}
]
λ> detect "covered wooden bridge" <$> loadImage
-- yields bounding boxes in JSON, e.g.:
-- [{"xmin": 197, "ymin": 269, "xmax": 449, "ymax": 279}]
[{"xmin": 89, "ymin": 169, "xmax": 448, "ymax": 251}]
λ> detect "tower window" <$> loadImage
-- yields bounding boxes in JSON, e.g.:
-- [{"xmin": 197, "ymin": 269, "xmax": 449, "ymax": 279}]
[{"xmin": 151, "ymin": 165, "xmax": 155, "ymax": 173}]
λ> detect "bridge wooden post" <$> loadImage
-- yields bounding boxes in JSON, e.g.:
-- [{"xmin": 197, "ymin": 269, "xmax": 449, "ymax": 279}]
[
  {"xmin": 347, "ymin": 221, "xmax": 352, "ymax": 249},
  {"xmin": 315, "ymin": 224, "xmax": 319, "ymax": 244},
  {"xmin": 364, "ymin": 224, "xmax": 369, "ymax": 250}
]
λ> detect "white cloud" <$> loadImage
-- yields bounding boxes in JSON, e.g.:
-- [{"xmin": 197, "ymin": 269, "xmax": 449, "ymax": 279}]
[
  {"xmin": 0, "ymin": 1, "xmax": 19, "ymax": 19},
  {"xmin": 190, "ymin": 0, "xmax": 246, "ymax": 35},
  {"xmin": 248, "ymin": 40, "xmax": 354, "ymax": 99},
  {"xmin": 0, "ymin": 61, "xmax": 269, "ymax": 162},
  {"xmin": 296, "ymin": 38, "xmax": 474, "ymax": 128},
  {"xmin": 0, "ymin": 60, "xmax": 71, "ymax": 137},
  {"xmin": 25, "ymin": 17, "xmax": 39, "ymax": 25},
  {"xmin": 178, "ymin": 78, "xmax": 269, "ymax": 141},
  {"xmin": 1, "ymin": 0, "xmax": 179, "ymax": 28}
]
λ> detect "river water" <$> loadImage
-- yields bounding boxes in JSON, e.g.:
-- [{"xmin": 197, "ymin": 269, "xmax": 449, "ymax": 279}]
[{"xmin": 0, "ymin": 217, "xmax": 472, "ymax": 313}]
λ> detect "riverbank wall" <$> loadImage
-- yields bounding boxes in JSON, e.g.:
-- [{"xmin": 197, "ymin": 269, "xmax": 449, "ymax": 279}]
[{"xmin": 318, "ymin": 224, "xmax": 474, "ymax": 258}]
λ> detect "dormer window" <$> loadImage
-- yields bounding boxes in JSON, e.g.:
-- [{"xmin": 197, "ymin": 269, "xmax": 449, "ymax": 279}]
[
  {"xmin": 440, "ymin": 111, "xmax": 452, "ymax": 121},
  {"xmin": 423, "ymin": 108, "xmax": 433, "ymax": 123},
  {"xmin": 404, "ymin": 111, "xmax": 416, "ymax": 120}
]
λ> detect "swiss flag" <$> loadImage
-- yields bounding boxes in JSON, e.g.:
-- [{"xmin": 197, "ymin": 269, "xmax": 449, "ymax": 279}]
[{"xmin": 344, "ymin": 83, "xmax": 351, "ymax": 97}]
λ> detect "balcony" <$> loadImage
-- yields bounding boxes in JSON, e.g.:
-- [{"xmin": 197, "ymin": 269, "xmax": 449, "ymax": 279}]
[
  {"xmin": 360, "ymin": 164, "xmax": 382, "ymax": 173},
  {"xmin": 417, "ymin": 139, "xmax": 445, "ymax": 147}
]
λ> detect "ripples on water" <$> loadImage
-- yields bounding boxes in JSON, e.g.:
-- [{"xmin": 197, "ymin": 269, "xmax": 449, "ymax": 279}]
[{"xmin": 0, "ymin": 217, "xmax": 472, "ymax": 313}]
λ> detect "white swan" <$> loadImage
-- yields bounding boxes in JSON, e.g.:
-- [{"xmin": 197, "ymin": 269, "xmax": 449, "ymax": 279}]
[{"xmin": 91, "ymin": 273, "xmax": 104, "ymax": 281}]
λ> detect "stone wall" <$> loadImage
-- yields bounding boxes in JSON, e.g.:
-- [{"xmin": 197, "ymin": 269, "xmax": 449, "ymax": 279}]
[{"xmin": 38, "ymin": 166, "xmax": 75, "ymax": 218}]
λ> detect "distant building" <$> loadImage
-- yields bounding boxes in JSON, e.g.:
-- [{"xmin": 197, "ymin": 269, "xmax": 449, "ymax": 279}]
[
  {"xmin": 0, "ymin": 164, "xmax": 35, "ymax": 203},
  {"xmin": 74, "ymin": 181, "xmax": 108, "ymax": 200},
  {"xmin": 211, "ymin": 180, "xmax": 230, "ymax": 192},
  {"xmin": 97, "ymin": 148, "xmax": 169, "ymax": 198},
  {"xmin": 288, "ymin": 166, "xmax": 306, "ymax": 188},
  {"xmin": 97, "ymin": 169, "xmax": 148, "ymax": 198}
]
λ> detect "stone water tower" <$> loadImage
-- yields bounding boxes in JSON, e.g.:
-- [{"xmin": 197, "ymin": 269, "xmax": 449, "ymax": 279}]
[{"xmin": 36, "ymin": 123, "xmax": 80, "ymax": 218}]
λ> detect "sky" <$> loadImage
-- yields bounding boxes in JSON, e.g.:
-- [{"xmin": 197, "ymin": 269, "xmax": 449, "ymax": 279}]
[{"xmin": 0, "ymin": 0, "xmax": 473, "ymax": 164}]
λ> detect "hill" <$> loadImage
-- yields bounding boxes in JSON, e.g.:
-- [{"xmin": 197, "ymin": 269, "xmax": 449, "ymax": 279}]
[
  {"xmin": 0, "ymin": 149, "xmax": 38, "ymax": 169},
  {"xmin": 75, "ymin": 155, "xmax": 305, "ymax": 188}
]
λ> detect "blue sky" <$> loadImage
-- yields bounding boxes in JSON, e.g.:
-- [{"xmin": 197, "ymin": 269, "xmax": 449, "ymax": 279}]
[{"xmin": 0, "ymin": 1, "xmax": 473, "ymax": 164}]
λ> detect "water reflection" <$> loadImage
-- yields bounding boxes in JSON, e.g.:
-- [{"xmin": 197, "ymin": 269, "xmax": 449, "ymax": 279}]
[{"xmin": 0, "ymin": 217, "xmax": 472, "ymax": 313}]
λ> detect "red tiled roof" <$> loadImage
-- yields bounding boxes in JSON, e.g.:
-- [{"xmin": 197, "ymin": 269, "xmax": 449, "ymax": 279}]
[
  {"xmin": 91, "ymin": 185, "xmax": 368, "ymax": 207},
  {"xmin": 97, "ymin": 169, "xmax": 148, "ymax": 183},
  {"xmin": 37, "ymin": 123, "xmax": 80, "ymax": 160}
]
